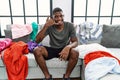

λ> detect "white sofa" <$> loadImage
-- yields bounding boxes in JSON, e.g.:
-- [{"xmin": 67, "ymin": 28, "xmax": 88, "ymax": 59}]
[
  {"xmin": 0, "ymin": 24, "xmax": 82, "ymax": 80},
  {"xmin": 2, "ymin": 22, "xmax": 120, "ymax": 80}
]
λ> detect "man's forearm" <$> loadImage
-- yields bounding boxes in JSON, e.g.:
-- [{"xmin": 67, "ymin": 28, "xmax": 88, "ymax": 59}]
[
  {"xmin": 36, "ymin": 24, "xmax": 48, "ymax": 43},
  {"xmin": 67, "ymin": 41, "xmax": 78, "ymax": 49}
]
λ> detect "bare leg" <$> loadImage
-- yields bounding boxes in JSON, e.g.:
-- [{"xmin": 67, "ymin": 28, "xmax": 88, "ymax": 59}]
[
  {"xmin": 64, "ymin": 49, "xmax": 79, "ymax": 78},
  {"xmin": 33, "ymin": 46, "xmax": 51, "ymax": 79}
]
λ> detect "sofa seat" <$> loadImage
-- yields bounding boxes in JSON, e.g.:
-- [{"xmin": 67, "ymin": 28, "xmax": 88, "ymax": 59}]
[{"xmin": 0, "ymin": 52, "xmax": 82, "ymax": 79}]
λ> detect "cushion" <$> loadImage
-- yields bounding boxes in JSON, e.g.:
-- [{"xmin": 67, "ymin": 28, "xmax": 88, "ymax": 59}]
[
  {"xmin": 4, "ymin": 30, "xmax": 30, "ymax": 43},
  {"xmin": 101, "ymin": 24, "xmax": 120, "ymax": 48}
]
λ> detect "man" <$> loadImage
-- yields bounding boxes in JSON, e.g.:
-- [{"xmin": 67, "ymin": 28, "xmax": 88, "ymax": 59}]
[{"xmin": 33, "ymin": 7, "xmax": 79, "ymax": 80}]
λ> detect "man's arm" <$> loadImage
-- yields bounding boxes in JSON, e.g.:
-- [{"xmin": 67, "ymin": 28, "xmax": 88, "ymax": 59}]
[
  {"xmin": 67, "ymin": 37, "xmax": 78, "ymax": 49},
  {"xmin": 35, "ymin": 24, "xmax": 48, "ymax": 43},
  {"xmin": 35, "ymin": 17, "xmax": 55, "ymax": 43},
  {"xmin": 59, "ymin": 37, "xmax": 78, "ymax": 61}
]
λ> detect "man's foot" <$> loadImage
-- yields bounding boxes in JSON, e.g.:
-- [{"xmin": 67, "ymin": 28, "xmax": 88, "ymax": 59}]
[
  {"xmin": 62, "ymin": 74, "xmax": 71, "ymax": 80},
  {"xmin": 43, "ymin": 75, "xmax": 53, "ymax": 80}
]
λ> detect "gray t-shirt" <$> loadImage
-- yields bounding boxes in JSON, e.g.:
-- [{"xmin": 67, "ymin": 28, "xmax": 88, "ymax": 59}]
[{"xmin": 45, "ymin": 22, "xmax": 76, "ymax": 48}]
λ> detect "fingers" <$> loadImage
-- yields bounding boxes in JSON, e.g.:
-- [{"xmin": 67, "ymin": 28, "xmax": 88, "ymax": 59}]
[
  {"xmin": 46, "ymin": 16, "xmax": 53, "ymax": 22},
  {"xmin": 45, "ymin": 16, "xmax": 55, "ymax": 27},
  {"xmin": 59, "ymin": 53, "xmax": 67, "ymax": 61},
  {"xmin": 46, "ymin": 17, "xmax": 55, "ymax": 24},
  {"xmin": 46, "ymin": 17, "xmax": 50, "ymax": 22}
]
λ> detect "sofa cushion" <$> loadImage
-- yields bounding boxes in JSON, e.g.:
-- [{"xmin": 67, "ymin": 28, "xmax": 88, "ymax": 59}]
[
  {"xmin": 0, "ymin": 53, "xmax": 82, "ymax": 67},
  {"xmin": 27, "ymin": 54, "xmax": 82, "ymax": 68},
  {"xmin": 25, "ymin": 53, "xmax": 38, "ymax": 67},
  {"xmin": 107, "ymin": 48, "xmax": 120, "ymax": 59},
  {"xmin": 4, "ymin": 30, "xmax": 30, "ymax": 43},
  {"xmin": 101, "ymin": 24, "xmax": 120, "ymax": 48},
  {"xmin": 0, "ymin": 58, "xmax": 4, "ymax": 66},
  {"xmin": 0, "ymin": 52, "xmax": 38, "ymax": 67},
  {"xmin": 46, "ymin": 58, "xmax": 82, "ymax": 68}
]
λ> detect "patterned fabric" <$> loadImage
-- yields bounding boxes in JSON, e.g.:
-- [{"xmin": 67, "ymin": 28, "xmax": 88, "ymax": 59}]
[{"xmin": 76, "ymin": 22, "xmax": 102, "ymax": 44}]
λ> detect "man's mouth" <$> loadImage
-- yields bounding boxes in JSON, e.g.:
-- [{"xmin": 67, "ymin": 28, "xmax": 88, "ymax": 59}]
[{"xmin": 55, "ymin": 21, "xmax": 63, "ymax": 26}]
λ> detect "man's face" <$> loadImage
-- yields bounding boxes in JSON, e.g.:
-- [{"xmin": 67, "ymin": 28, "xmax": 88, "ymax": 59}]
[{"xmin": 53, "ymin": 11, "xmax": 64, "ymax": 26}]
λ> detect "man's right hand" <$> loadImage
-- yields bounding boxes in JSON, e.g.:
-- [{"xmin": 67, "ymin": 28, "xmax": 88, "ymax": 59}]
[{"xmin": 45, "ymin": 17, "xmax": 55, "ymax": 28}]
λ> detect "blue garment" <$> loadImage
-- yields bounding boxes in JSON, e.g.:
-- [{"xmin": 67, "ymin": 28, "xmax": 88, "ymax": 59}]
[
  {"xmin": 27, "ymin": 41, "xmax": 42, "ymax": 53},
  {"xmin": 30, "ymin": 22, "xmax": 38, "ymax": 41}
]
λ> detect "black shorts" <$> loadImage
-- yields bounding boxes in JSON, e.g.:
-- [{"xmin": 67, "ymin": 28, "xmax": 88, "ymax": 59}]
[{"xmin": 44, "ymin": 46, "xmax": 64, "ymax": 60}]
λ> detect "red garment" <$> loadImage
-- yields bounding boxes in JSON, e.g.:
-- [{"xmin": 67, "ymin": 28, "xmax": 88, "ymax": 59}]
[
  {"xmin": 4, "ymin": 41, "xmax": 29, "ymax": 80},
  {"xmin": 84, "ymin": 51, "xmax": 120, "ymax": 66}
]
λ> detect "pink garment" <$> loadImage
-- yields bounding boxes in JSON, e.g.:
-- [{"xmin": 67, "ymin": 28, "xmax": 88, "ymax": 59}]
[
  {"xmin": 11, "ymin": 24, "xmax": 32, "ymax": 39},
  {"xmin": 0, "ymin": 38, "xmax": 12, "ymax": 52}
]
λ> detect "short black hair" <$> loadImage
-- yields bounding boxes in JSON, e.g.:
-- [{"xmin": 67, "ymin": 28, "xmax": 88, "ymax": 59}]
[{"xmin": 52, "ymin": 7, "xmax": 63, "ymax": 14}]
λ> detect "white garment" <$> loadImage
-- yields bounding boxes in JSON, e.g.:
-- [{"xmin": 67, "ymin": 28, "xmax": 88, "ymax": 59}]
[
  {"xmin": 85, "ymin": 57, "xmax": 120, "ymax": 80},
  {"xmin": 75, "ymin": 43, "xmax": 120, "ymax": 80}
]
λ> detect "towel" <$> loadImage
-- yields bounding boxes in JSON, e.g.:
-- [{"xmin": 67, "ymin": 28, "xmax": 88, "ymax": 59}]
[
  {"xmin": 11, "ymin": 24, "xmax": 32, "ymax": 39},
  {"xmin": 3, "ymin": 41, "xmax": 29, "ymax": 80},
  {"xmin": 30, "ymin": 22, "xmax": 38, "ymax": 41},
  {"xmin": 85, "ymin": 56, "xmax": 120, "ymax": 80}
]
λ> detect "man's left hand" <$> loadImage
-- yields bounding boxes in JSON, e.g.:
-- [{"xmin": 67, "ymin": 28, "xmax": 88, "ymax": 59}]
[{"xmin": 59, "ymin": 46, "xmax": 71, "ymax": 61}]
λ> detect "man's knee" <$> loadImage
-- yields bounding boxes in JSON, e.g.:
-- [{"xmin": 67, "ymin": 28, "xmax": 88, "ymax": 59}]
[
  {"xmin": 33, "ymin": 46, "xmax": 48, "ymax": 58},
  {"xmin": 33, "ymin": 47, "xmax": 43, "ymax": 57}
]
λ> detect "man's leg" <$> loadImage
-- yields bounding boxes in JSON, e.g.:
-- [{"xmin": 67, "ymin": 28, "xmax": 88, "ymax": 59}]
[
  {"xmin": 64, "ymin": 48, "xmax": 79, "ymax": 78},
  {"xmin": 33, "ymin": 46, "xmax": 51, "ymax": 79}
]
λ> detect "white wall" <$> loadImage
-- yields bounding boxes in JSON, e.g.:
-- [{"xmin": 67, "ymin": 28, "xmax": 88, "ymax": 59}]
[{"xmin": 52, "ymin": 0, "xmax": 72, "ymax": 22}]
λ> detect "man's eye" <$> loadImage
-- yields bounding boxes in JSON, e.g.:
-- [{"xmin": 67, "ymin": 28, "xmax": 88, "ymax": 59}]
[
  {"xmin": 55, "ymin": 15, "xmax": 63, "ymax": 18},
  {"xmin": 60, "ymin": 15, "xmax": 63, "ymax": 17},
  {"xmin": 55, "ymin": 16, "xmax": 58, "ymax": 18}
]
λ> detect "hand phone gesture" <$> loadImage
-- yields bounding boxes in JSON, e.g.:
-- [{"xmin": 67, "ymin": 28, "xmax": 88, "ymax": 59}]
[{"xmin": 45, "ymin": 17, "xmax": 55, "ymax": 27}]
